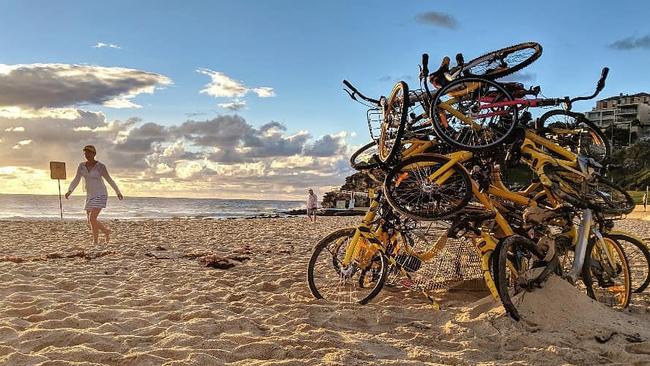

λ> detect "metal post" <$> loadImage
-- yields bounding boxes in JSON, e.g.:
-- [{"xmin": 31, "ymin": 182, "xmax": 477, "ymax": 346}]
[{"xmin": 57, "ymin": 179, "xmax": 63, "ymax": 220}]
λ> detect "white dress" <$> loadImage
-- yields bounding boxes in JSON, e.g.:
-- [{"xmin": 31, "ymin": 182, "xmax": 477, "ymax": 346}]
[{"xmin": 67, "ymin": 161, "xmax": 121, "ymax": 210}]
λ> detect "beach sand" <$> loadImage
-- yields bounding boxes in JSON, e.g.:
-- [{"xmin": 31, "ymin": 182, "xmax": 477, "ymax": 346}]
[{"xmin": 1, "ymin": 217, "xmax": 650, "ymax": 365}]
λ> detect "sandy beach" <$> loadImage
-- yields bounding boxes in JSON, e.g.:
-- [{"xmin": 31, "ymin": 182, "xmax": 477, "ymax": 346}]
[{"xmin": 1, "ymin": 217, "xmax": 650, "ymax": 365}]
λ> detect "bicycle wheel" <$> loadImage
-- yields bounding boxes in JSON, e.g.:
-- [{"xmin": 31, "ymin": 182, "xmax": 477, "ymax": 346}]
[
  {"xmin": 583, "ymin": 236, "xmax": 632, "ymax": 309},
  {"xmin": 542, "ymin": 165, "xmax": 635, "ymax": 215},
  {"xmin": 307, "ymin": 228, "xmax": 388, "ymax": 304},
  {"xmin": 453, "ymin": 42, "xmax": 543, "ymax": 80},
  {"xmin": 383, "ymin": 154, "xmax": 473, "ymax": 221},
  {"xmin": 378, "ymin": 81, "xmax": 409, "ymax": 163},
  {"xmin": 431, "ymin": 77, "xmax": 517, "ymax": 152},
  {"xmin": 350, "ymin": 141, "xmax": 381, "ymax": 171},
  {"xmin": 604, "ymin": 232, "xmax": 650, "ymax": 293},
  {"xmin": 495, "ymin": 235, "xmax": 554, "ymax": 321},
  {"xmin": 537, "ymin": 110, "xmax": 610, "ymax": 163}
]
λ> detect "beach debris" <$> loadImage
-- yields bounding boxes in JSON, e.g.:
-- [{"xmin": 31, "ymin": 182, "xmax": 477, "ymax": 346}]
[
  {"xmin": 143, "ymin": 249, "xmax": 250, "ymax": 269},
  {"xmin": 198, "ymin": 254, "xmax": 236, "ymax": 269},
  {"xmin": 595, "ymin": 331, "xmax": 644, "ymax": 344},
  {"xmin": 228, "ymin": 255, "xmax": 251, "ymax": 262},
  {"xmin": 0, "ymin": 250, "xmax": 115, "ymax": 263},
  {"xmin": 0, "ymin": 256, "xmax": 25, "ymax": 263},
  {"xmin": 625, "ymin": 333, "xmax": 644, "ymax": 343},
  {"xmin": 233, "ymin": 245, "xmax": 253, "ymax": 255},
  {"xmin": 595, "ymin": 332, "xmax": 617, "ymax": 344}
]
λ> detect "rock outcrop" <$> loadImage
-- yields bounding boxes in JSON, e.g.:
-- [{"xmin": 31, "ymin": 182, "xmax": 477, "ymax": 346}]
[{"xmin": 321, "ymin": 171, "xmax": 378, "ymax": 208}]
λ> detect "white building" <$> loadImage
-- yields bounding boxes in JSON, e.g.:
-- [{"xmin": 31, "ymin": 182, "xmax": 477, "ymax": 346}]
[{"xmin": 585, "ymin": 92, "xmax": 650, "ymax": 145}]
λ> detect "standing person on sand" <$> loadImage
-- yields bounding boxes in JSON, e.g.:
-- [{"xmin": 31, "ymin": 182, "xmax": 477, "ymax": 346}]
[
  {"xmin": 65, "ymin": 145, "xmax": 123, "ymax": 245},
  {"xmin": 307, "ymin": 189, "xmax": 318, "ymax": 223}
]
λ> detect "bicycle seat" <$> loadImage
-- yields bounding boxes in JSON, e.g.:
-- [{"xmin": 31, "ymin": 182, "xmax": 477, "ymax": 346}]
[
  {"xmin": 501, "ymin": 82, "xmax": 526, "ymax": 96},
  {"xmin": 523, "ymin": 204, "xmax": 573, "ymax": 226},
  {"xmin": 500, "ymin": 83, "xmax": 540, "ymax": 98},
  {"xmin": 447, "ymin": 207, "xmax": 496, "ymax": 238},
  {"xmin": 461, "ymin": 208, "xmax": 497, "ymax": 225},
  {"xmin": 429, "ymin": 56, "xmax": 450, "ymax": 88}
]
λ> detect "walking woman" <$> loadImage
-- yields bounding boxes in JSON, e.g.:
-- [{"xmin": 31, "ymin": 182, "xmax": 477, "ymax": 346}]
[{"xmin": 65, "ymin": 145, "xmax": 123, "ymax": 245}]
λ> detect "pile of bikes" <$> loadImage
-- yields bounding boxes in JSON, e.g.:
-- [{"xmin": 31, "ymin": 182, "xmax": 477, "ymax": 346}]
[{"xmin": 306, "ymin": 42, "xmax": 650, "ymax": 320}]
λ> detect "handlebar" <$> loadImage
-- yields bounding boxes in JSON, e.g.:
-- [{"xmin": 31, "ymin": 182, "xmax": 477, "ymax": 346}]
[
  {"xmin": 342, "ymin": 79, "xmax": 380, "ymax": 105},
  {"xmin": 422, "ymin": 54, "xmax": 429, "ymax": 74},
  {"xmin": 537, "ymin": 97, "xmax": 570, "ymax": 108},
  {"xmin": 569, "ymin": 67, "xmax": 609, "ymax": 105},
  {"xmin": 455, "ymin": 53, "xmax": 464, "ymax": 68},
  {"xmin": 596, "ymin": 67, "xmax": 609, "ymax": 94}
]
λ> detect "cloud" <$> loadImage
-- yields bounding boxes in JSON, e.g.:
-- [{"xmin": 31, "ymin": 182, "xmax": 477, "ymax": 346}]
[
  {"xmin": 609, "ymin": 34, "xmax": 650, "ymax": 50},
  {"xmin": 0, "ymin": 106, "xmax": 82, "ymax": 120},
  {"xmin": 12, "ymin": 139, "xmax": 32, "ymax": 149},
  {"xmin": 502, "ymin": 72, "xmax": 537, "ymax": 83},
  {"xmin": 93, "ymin": 42, "xmax": 122, "ymax": 49},
  {"xmin": 415, "ymin": 11, "xmax": 457, "ymax": 29},
  {"xmin": 218, "ymin": 100, "xmax": 247, "ymax": 111},
  {"xmin": 303, "ymin": 133, "xmax": 347, "ymax": 157},
  {"xmin": 0, "ymin": 108, "xmax": 353, "ymax": 199},
  {"xmin": 197, "ymin": 69, "xmax": 275, "ymax": 98},
  {"xmin": 378, "ymin": 75, "xmax": 413, "ymax": 82},
  {"xmin": 0, "ymin": 63, "xmax": 171, "ymax": 109},
  {"xmin": 0, "ymin": 110, "xmax": 135, "ymax": 169}
]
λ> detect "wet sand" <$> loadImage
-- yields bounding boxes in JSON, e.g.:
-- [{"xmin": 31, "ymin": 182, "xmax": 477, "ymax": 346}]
[{"xmin": 1, "ymin": 217, "xmax": 649, "ymax": 365}]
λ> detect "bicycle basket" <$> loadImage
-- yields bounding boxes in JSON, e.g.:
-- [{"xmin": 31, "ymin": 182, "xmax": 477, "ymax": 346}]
[{"xmin": 367, "ymin": 107, "xmax": 382, "ymax": 142}]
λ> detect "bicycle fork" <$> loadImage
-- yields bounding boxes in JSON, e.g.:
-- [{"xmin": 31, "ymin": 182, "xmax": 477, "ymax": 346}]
[{"xmin": 566, "ymin": 208, "xmax": 592, "ymax": 282}]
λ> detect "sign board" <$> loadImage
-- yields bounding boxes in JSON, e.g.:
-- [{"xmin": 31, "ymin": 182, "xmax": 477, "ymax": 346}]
[
  {"xmin": 335, "ymin": 200, "xmax": 347, "ymax": 209},
  {"xmin": 50, "ymin": 161, "xmax": 66, "ymax": 180},
  {"xmin": 49, "ymin": 161, "xmax": 66, "ymax": 220}
]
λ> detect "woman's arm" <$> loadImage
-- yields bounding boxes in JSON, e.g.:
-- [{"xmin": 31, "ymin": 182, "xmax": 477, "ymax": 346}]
[
  {"xmin": 101, "ymin": 164, "xmax": 123, "ymax": 198},
  {"xmin": 66, "ymin": 164, "xmax": 82, "ymax": 197}
]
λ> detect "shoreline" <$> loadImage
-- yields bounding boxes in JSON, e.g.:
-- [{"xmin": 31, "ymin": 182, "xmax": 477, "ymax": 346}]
[{"xmin": 0, "ymin": 208, "xmax": 368, "ymax": 222}]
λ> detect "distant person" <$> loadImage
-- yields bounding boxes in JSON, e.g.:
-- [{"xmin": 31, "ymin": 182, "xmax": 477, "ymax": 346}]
[
  {"xmin": 307, "ymin": 189, "xmax": 318, "ymax": 223},
  {"xmin": 65, "ymin": 145, "xmax": 123, "ymax": 245}
]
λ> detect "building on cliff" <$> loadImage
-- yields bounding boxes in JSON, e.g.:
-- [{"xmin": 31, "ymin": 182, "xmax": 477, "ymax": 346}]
[
  {"xmin": 585, "ymin": 92, "xmax": 650, "ymax": 146},
  {"xmin": 321, "ymin": 171, "xmax": 378, "ymax": 208}
]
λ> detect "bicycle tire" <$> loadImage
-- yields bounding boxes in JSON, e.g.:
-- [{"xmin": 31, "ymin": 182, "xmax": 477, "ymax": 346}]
[
  {"xmin": 431, "ymin": 77, "xmax": 517, "ymax": 152},
  {"xmin": 537, "ymin": 109, "xmax": 610, "ymax": 163},
  {"xmin": 542, "ymin": 165, "xmax": 635, "ymax": 215},
  {"xmin": 582, "ymin": 236, "xmax": 632, "ymax": 309},
  {"xmin": 383, "ymin": 154, "xmax": 473, "ymax": 221},
  {"xmin": 604, "ymin": 232, "xmax": 650, "ymax": 293},
  {"xmin": 378, "ymin": 81, "xmax": 409, "ymax": 163},
  {"xmin": 350, "ymin": 141, "xmax": 381, "ymax": 171},
  {"xmin": 452, "ymin": 42, "xmax": 543, "ymax": 80},
  {"xmin": 494, "ymin": 235, "xmax": 551, "ymax": 321},
  {"xmin": 307, "ymin": 228, "xmax": 388, "ymax": 305}
]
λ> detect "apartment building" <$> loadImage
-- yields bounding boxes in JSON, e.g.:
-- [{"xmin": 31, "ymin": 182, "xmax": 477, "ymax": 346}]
[{"xmin": 585, "ymin": 92, "xmax": 650, "ymax": 144}]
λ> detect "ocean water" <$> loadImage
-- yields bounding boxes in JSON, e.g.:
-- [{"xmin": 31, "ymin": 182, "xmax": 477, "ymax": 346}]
[{"xmin": 0, "ymin": 194, "xmax": 303, "ymax": 220}]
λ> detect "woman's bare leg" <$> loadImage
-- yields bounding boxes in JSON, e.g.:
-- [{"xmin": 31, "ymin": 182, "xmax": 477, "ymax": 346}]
[
  {"xmin": 88, "ymin": 209, "xmax": 100, "ymax": 245},
  {"xmin": 86, "ymin": 210, "xmax": 92, "ymax": 230},
  {"xmin": 90, "ymin": 208, "xmax": 111, "ymax": 244}
]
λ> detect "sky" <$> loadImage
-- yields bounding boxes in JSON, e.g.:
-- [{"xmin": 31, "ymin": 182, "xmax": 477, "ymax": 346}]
[{"xmin": 0, "ymin": 0, "xmax": 649, "ymax": 199}]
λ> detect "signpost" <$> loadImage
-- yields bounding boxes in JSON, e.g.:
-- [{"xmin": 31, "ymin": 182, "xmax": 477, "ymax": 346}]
[{"xmin": 49, "ymin": 162, "xmax": 66, "ymax": 219}]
